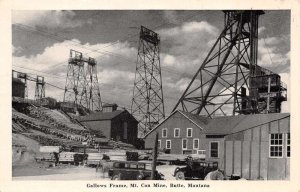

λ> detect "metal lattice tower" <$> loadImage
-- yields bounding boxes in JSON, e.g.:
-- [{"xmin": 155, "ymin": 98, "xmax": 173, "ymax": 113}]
[
  {"xmin": 86, "ymin": 57, "xmax": 102, "ymax": 111},
  {"xmin": 35, "ymin": 75, "xmax": 45, "ymax": 101},
  {"xmin": 131, "ymin": 26, "xmax": 165, "ymax": 136},
  {"xmin": 173, "ymin": 11, "xmax": 266, "ymax": 117},
  {"xmin": 64, "ymin": 49, "xmax": 102, "ymax": 111},
  {"xmin": 12, "ymin": 70, "xmax": 45, "ymax": 100}
]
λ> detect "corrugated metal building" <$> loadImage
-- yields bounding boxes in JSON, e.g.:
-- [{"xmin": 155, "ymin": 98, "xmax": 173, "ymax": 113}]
[
  {"xmin": 144, "ymin": 110, "xmax": 290, "ymax": 180},
  {"xmin": 78, "ymin": 104, "xmax": 138, "ymax": 146},
  {"xmin": 12, "ymin": 78, "xmax": 25, "ymax": 98}
]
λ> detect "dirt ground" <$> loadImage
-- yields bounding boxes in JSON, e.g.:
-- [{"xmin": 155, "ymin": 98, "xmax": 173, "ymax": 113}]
[{"xmin": 13, "ymin": 163, "xmax": 181, "ymax": 180}]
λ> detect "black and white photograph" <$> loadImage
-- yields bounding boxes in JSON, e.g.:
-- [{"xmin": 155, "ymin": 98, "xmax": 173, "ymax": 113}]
[
  {"xmin": 0, "ymin": 0, "xmax": 299, "ymax": 190},
  {"xmin": 10, "ymin": 9, "xmax": 292, "ymax": 182}
]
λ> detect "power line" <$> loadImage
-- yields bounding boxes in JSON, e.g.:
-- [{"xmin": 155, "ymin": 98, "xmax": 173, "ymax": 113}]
[
  {"xmin": 13, "ymin": 11, "xmax": 201, "ymax": 70},
  {"xmin": 17, "ymin": 24, "xmax": 196, "ymax": 82},
  {"xmin": 13, "ymin": 12, "xmax": 202, "ymax": 84},
  {"xmin": 13, "ymin": 64, "xmax": 66, "ymax": 79},
  {"xmin": 46, "ymin": 82, "xmax": 131, "ymax": 111},
  {"xmin": 261, "ymin": 33, "xmax": 274, "ymax": 65}
]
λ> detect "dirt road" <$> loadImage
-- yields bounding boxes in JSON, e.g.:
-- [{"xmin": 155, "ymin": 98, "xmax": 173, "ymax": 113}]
[{"xmin": 13, "ymin": 164, "xmax": 180, "ymax": 180}]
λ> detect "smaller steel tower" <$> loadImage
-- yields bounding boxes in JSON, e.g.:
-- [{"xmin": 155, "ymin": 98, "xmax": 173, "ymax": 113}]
[{"xmin": 131, "ymin": 26, "xmax": 165, "ymax": 136}]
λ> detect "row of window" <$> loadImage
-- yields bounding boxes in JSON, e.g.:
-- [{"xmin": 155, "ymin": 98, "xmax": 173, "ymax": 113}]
[
  {"xmin": 158, "ymin": 133, "xmax": 290, "ymax": 159},
  {"xmin": 162, "ymin": 128, "xmax": 193, "ymax": 138},
  {"xmin": 158, "ymin": 139, "xmax": 219, "ymax": 158}
]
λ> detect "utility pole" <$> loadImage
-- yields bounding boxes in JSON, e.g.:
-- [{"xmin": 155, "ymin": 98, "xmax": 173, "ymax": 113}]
[{"xmin": 151, "ymin": 132, "xmax": 158, "ymax": 180}]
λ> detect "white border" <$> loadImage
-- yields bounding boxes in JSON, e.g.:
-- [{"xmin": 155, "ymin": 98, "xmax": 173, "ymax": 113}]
[{"xmin": 1, "ymin": 1, "xmax": 299, "ymax": 192}]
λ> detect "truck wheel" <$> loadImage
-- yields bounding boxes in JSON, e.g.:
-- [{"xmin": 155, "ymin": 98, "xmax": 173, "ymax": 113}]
[
  {"xmin": 176, "ymin": 171, "xmax": 185, "ymax": 180},
  {"xmin": 112, "ymin": 174, "xmax": 121, "ymax": 180}
]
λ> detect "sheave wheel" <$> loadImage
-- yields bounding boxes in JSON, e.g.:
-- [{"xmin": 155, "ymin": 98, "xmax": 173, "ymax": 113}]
[
  {"xmin": 112, "ymin": 174, "xmax": 121, "ymax": 180},
  {"xmin": 175, "ymin": 171, "xmax": 185, "ymax": 180}
]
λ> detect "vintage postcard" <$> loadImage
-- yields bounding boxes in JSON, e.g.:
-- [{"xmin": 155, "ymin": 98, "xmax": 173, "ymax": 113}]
[{"xmin": 1, "ymin": 0, "xmax": 300, "ymax": 192}]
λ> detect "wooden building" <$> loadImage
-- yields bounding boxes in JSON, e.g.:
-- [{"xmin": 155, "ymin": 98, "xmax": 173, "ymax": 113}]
[
  {"xmin": 12, "ymin": 78, "xmax": 25, "ymax": 98},
  {"xmin": 78, "ymin": 104, "xmax": 138, "ymax": 146},
  {"xmin": 144, "ymin": 110, "xmax": 290, "ymax": 180}
]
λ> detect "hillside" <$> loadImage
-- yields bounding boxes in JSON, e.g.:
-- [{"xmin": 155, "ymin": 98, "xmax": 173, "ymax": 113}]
[{"xmin": 12, "ymin": 104, "xmax": 136, "ymax": 165}]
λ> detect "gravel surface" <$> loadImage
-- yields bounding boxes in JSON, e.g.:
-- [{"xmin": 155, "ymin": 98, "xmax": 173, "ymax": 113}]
[{"xmin": 13, "ymin": 164, "xmax": 182, "ymax": 180}]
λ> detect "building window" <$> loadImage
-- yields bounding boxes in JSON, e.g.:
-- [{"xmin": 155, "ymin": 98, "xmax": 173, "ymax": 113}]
[
  {"xmin": 162, "ymin": 128, "xmax": 167, "ymax": 138},
  {"xmin": 182, "ymin": 139, "xmax": 187, "ymax": 149},
  {"xmin": 123, "ymin": 122, "xmax": 127, "ymax": 139},
  {"xmin": 210, "ymin": 141, "xmax": 219, "ymax": 158},
  {"xmin": 286, "ymin": 133, "xmax": 290, "ymax": 157},
  {"xmin": 193, "ymin": 138, "xmax": 199, "ymax": 149},
  {"xmin": 269, "ymin": 133, "xmax": 283, "ymax": 158},
  {"xmin": 174, "ymin": 128, "xmax": 180, "ymax": 138},
  {"xmin": 158, "ymin": 140, "xmax": 161, "ymax": 149},
  {"xmin": 187, "ymin": 128, "xmax": 192, "ymax": 137},
  {"xmin": 166, "ymin": 140, "xmax": 171, "ymax": 149},
  {"xmin": 197, "ymin": 150, "xmax": 206, "ymax": 155}
]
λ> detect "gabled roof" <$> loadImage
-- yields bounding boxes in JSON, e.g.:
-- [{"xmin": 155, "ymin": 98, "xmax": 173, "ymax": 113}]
[
  {"xmin": 144, "ymin": 110, "xmax": 290, "ymax": 138},
  {"xmin": 179, "ymin": 111, "xmax": 209, "ymax": 128},
  {"xmin": 143, "ymin": 110, "xmax": 205, "ymax": 138},
  {"xmin": 78, "ymin": 110, "xmax": 124, "ymax": 122}
]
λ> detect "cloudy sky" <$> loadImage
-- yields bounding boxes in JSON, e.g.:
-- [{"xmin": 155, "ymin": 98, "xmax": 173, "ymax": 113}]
[{"xmin": 12, "ymin": 10, "xmax": 290, "ymax": 115}]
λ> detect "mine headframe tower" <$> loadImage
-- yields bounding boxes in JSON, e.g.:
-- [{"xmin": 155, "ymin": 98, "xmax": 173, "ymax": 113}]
[
  {"xmin": 172, "ymin": 10, "xmax": 287, "ymax": 117},
  {"xmin": 12, "ymin": 70, "xmax": 46, "ymax": 101},
  {"xmin": 131, "ymin": 26, "xmax": 165, "ymax": 136},
  {"xmin": 64, "ymin": 49, "xmax": 102, "ymax": 111}
]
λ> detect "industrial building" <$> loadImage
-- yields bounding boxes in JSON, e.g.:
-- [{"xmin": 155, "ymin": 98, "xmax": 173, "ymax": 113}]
[
  {"xmin": 144, "ymin": 110, "xmax": 290, "ymax": 180},
  {"xmin": 78, "ymin": 104, "xmax": 138, "ymax": 146},
  {"xmin": 12, "ymin": 78, "xmax": 25, "ymax": 98}
]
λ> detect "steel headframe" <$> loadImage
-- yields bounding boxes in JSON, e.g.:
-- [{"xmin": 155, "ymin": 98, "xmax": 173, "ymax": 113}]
[
  {"xmin": 131, "ymin": 26, "xmax": 165, "ymax": 136},
  {"xmin": 172, "ymin": 10, "xmax": 264, "ymax": 117},
  {"xmin": 34, "ymin": 75, "xmax": 45, "ymax": 101},
  {"xmin": 63, "ymin": 49, "xmax": 102, "ymax": 111},
  {"xmin": 12, "ymin": 70, "xmax": 45, "ymax": 100}
]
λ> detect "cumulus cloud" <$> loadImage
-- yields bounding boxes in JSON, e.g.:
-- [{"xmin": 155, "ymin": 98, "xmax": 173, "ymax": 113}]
[
  {"xmin": 158, "ymin": 22, "xmax": 290, "ymax": 114},
  {"xmin": 12, "ymin": 45, "xmax": 23, "ymax": 55},
  {"xmin": 12, "ymin": 39, "xmax": 138, "ymax": 107},
  {"xmin": 12, "ymin": 19, "xmax": 290, "ymax": 114},
  {"xmin": 258, "ymin": 26, "xmax": 266, "ymax": 35},
  {"xmin": 258, "ymin": 35, "xmax": 290, "ymax": 69},
  {"xmin": 158, "ymin": 21, "xmax": 219, "ymax": 71},
  {"xmin": 163, "ymin": 11, "xmax": 179, "ymax": 24},
  {"xmin": 12, "ymin": 10, "xmax": 90, "ymax": 28}
]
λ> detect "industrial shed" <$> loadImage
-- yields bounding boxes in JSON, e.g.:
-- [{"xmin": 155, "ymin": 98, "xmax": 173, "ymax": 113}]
[
  {"xmin": 144, "ymin": 110, "xmax": 290, "ymax": 180},
  {"xmin": 222, "ymin": 113, "xmax": 290, "ymax": 180},
  {"xmin": 12, "ymin": 78, "xmax": 25, "ymax": 98},
  {"xmin": 78, "ymin": 104, "xmax": 138, "ymax": 146}
]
